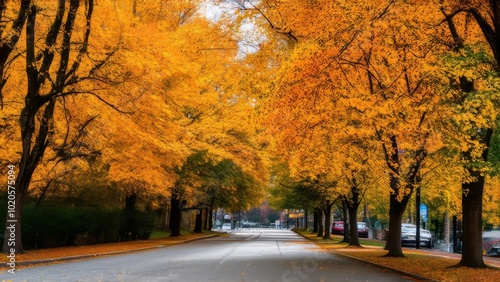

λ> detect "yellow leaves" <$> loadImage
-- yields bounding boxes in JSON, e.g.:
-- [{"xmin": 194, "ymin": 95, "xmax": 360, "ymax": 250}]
[{"xmin": 484, "ymin": 176, "xmax": 500, "ymax": 225}]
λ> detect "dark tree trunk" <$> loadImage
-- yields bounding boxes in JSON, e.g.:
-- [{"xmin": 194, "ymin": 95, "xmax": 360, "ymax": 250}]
[
  {"xmin": 193, "ymin": 209, "xmax": 203, "ymax": 233},
  {"xmin": 169, "ymin": 196, "xmax": 183, "ymax": 237},
  {"xmin": 346, "ymin": 184, "xmax": 362, "ymax": 247},
  {"xmin": 348, "ymin": 211, "xmax": 360, "ymax": 247},
  {"xmin": 122, "ymin": 192, "xmax": 138, "ymax": 241},
  {"xmin": 377, "ymin": 132, "xmax": 424, "ymax": 257},
  {"xmin": 208, "ymin": 206, "xmax": 214, "ymax": 231},
  {"xmin": 459, "ymin": 130, "xmax": 492, "ymax": 267},
  {"xmin": 323, "ymin": 202, "xmax": 333, "ymax": 240},
  {"xmin": 203, "ymin": 208, "xmax": 209, "ymax": 231},
  {"xmin": 316, "ymin": 209, "xmax": 323, "ymax": 237},
  {"xmin": 312, "ymin": 210, "xmax": 319, "ymax": 233},
  {"xmin": 384, "ymin": 188, "xmax": 411, "ymax": 257}
]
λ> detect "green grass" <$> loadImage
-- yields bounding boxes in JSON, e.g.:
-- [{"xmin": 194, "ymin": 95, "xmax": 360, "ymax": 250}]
[
  {"xmin": 295, "ymin": 228, "xmax": 385, "ymax": 247},
  {"xmin": 359, "ymin": 238, "xmax": 386, "ymax": 247},
  {"xmin": 148, "ymin": 230, "xmax": 170, "ymax": 239}
]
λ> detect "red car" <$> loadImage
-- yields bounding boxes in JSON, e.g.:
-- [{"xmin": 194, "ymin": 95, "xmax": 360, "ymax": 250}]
[
  {"xmin": 331, "ymin": 221, "xmax": 368, "ymax": 237},
  {"xmin": 331, "ymin": 221, "xmax": 344, "ymax": 235}
]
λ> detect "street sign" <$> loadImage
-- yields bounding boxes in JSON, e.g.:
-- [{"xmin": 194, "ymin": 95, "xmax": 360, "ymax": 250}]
[{"xmin": 420, "ymin": 203, "xmax": 428, "ymax": 223}]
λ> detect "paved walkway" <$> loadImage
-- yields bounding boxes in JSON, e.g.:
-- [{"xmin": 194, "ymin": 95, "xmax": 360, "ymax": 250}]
[{"xmin": 413, "ymin": 246, "xmax": 500, "ymax": 268}]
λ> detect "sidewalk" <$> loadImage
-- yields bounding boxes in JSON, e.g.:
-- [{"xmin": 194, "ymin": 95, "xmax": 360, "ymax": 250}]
[
  {"xmin": 363, "ymin": 239, "xmax": 500, "ymax": 268},
  {"xmin": 410, "ymin": 246, "xmax": 500, "ymax": 268}
]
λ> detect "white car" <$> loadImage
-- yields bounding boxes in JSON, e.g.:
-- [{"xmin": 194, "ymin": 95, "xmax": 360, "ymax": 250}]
[
  {"xmin": 221, "ymin": 223, "xmax": 232, "ymax": 231},
  {"xmin": 401, "ymin": 223, "xmax": 433, "ymax": 248}
]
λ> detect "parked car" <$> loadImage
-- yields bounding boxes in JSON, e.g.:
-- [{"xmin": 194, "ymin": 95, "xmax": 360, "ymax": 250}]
[
  {"xmin": 401, "ymin": 223, "xmax": 433, "ymax": 248},
  {"xmin": 221, "ymin": 223, "xmax": 232, "ymax": 231},
  {"xmin": 357, "ymin": 222, "xmax": 369, "ymax": 238},
  {"xmin": 332, "ymin": 221, "xmax": 369, "ymax": 237},
  {"xmin": 482, "ymin": 231, "xmax": 500, "ymax": 256},
  {"xmin": 332, "ymin": 221, "xmax": 344, "ymax": 235}
]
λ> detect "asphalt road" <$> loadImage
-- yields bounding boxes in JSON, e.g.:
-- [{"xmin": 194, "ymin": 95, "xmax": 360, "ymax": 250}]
[{"xmin": 2, "ymin": 229, "xmax": 416, "ymax": 282}]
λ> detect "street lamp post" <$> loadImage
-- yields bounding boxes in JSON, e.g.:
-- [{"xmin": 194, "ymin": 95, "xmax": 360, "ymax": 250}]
[
  {"xmin": 416, "ymin": 184, "xmax": 421, "ymax": 249},
  {"xmin": 286, "ymin": 209, "xmax": 289, "ymax": 229}
]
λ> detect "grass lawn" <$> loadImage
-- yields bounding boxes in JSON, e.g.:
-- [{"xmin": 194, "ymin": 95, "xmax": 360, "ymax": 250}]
[{"xmin": 295, "ymin": 228, "xmax": 500, "ymax": 282}]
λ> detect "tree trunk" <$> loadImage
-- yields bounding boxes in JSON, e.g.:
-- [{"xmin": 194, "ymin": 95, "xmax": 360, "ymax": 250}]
[
  {"xmin": 459, "ymin": 172, "xmax": 487, "ymax": 267},
  {"xmin": 342, "ymin": 200, "xmax": 350, "ymax": 243},
  {"xmin": 346, "ymin": 183, "xmax": 362, "ymax": 246},
  {"xmin": 122, "ymin": 192, "xmax": 138, "ymax": 241},
  {"xmin": 208, "ymin": 206, "xmax": 214, "ymax": 231},
  {"xmin": 457, "ymin": 128, "xmax": 492, "ymax": 267},
  {"xmin": 348, "ymin": 212, "xmax": 360, "ymax": 247},
  {"xmin": 312, "ymin": 210, "xmax": 319, "ymax": 233},
  {"xmin": 384, "ymin": 191, "xmax": 408, "ymax": 257},
  {"xmin": 193, "ymin": 209, "xmax": 203, "ymax": 233},
  {"xmin": 444, "ymin": 211, "xmax": 450, "ymax": 248},
  {"xmin": 323, "ymin": 202, "xmax": 333, "ymax": 240},
  {"xmin": 316, "ymin": 209, "xmax": 323, "ymax": 237},
  {"xmin": 169, "ymin": 196, "xmax": 182, "ymax": 237},
  {"xmin": 203, "ymin": 208, "xmax": 209, "ymax": 231},
  {"xmin": 347, "ymin": 202, "xmax": 361, "ymax": 246}
]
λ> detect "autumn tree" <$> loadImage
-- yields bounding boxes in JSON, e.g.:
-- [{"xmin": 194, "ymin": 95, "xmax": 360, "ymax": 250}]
[
  {"xmin": 439, "ymin": 1, "xmax": 500, "ymax": 267},
  {"xmin": 171, "ymin": 150, "xmax": 262, "ymax": 236},
  {"xmin": 74, "ymin": 0, "xmax": 266, "ymax": 225},
  {"xmin": 269, "ymin": 163, "xmax": 321, "ymax": 216},
  {"xmin": 0, "ymin": 0, "xmax": 127, "ymax": 254},
  {"xmin": 0, "ymin": 0, "xmax": 30, "ymax": 111},
  {"xmin": 337, "ymin": 135, "xmax": 382, "ymax": 247},
  {"xmin": 241, "ymin": 0, "xmax": 454, "ymax": 257},
  {"xmin": 86, "ymin": 0, "xmax": 269, "ymax": 237}
]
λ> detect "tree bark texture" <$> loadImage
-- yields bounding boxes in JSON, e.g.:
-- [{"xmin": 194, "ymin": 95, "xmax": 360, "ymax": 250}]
[
  {"xmin": 346, "ymin": 186, "xmax": 362, "ymax": 247},
  {"xmin": 322, "ymin": 202, "xmax": 333, "ymax": 240},
  {"xmin": 316, "ymin": 209, "xmax": 323, "ymax": 237}
]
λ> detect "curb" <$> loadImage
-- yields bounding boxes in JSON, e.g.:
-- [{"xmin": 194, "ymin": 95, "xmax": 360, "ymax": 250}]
[
  {"xmin": 13, "ymin": 234, "xmax": 218, "ymax": 267},
  {"xmin": 293, "ymin": 230, "xmax": 436, "ymax": 281}
]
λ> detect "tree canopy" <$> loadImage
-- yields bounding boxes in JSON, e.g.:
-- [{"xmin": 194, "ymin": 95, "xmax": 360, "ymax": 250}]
[{"xmin": 1, "ymin": 0, "xmax": 500, "ymax": 268}]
